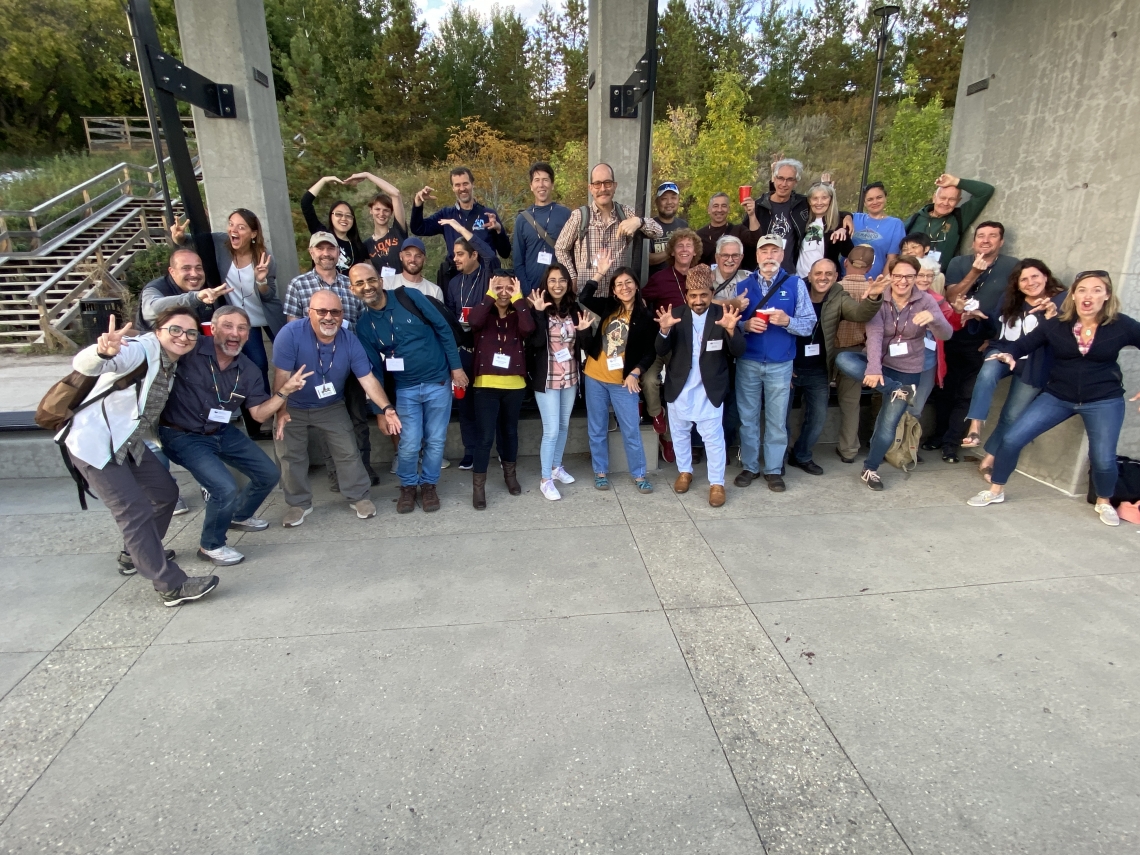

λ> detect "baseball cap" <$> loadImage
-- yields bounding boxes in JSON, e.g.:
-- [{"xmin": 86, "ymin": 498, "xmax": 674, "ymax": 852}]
[
  {"xmin": 308, "ymin": 231, "xmax": 338, "ymax": 249},
  {"xmin": 756, "ymin": 234, "xmax": 786, "ymax": 249},
  {"xmin": 656, "ymin": 182, "xmax": 680, "ymax": 197},
  {"xmin": 400, "ymin": 237, "xmax": 426, "ymax": 254}
]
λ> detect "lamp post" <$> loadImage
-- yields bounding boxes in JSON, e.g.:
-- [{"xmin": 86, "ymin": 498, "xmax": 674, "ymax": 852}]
[{"xmin": 858, "ymin": 4, "xmax": 900, "ymax": 213}]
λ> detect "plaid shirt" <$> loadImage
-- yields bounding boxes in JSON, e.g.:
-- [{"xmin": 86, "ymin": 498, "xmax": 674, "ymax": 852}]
[
  {"xmin": 283, "ymin": 269, "xmax": 363, "ymax": 331},
  {"xmin": 555, "ymin": 199, "xmax": 663, "ymax": 297},
  {"xmin": 835, "ymin": 275, "xmax": 872, "ymax": 348}
]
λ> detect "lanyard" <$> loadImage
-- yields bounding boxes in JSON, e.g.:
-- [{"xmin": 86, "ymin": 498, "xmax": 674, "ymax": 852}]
[
  {"xmin": 459, "ymin": 271, "xmax": 480, "ymax": 308},
  {"xmin": 208, "ymin": 358, "xmax": 241, "ymax": 405},
  {"xmin": 367, "ymin": 309, "xmax": 397, "ymax": 357},
  {"xmin": 531, "ymin": 204, "xmax": 554, "ymax": 236},
  {"xmin": 309, "ymin": 323, "xmax": 337, "ymax": 383},
  {"xmin": 889, "ymin": 300, "xmax": 913, "ymax": 341}
]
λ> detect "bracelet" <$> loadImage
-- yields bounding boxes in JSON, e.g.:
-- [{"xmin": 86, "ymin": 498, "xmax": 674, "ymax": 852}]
[
  {"xmin": 379, "ymin": 405, "xmax": 394, "ymax": 415},
  {"xmin": 276, "ymin": 391, "xmax": 288, "ymax": 400}
]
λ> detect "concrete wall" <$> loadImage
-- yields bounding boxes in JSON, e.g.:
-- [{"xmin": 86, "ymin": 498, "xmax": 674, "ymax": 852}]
[
  {"xmin": 174, "ymin": 0, "xmax": 299, "ymax": 290},
  {"xmin": 947, "ymin": 0, "xmax": 1140, "ymax": 494}
]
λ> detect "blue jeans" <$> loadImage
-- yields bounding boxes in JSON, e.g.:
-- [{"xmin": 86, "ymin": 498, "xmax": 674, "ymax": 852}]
[
  {"xmin": 990, "ymin": 393, "xmax": 1125, "ymax": 497},
  {"xmin": 159, "ymin": 424, "xmax": 280, "ymax": 550},
  {"xmin": 396, "ymin": 381, "xmax": 453, "ymax": 487},
  {"xmin": 835, "ymin": 352, "xmax": 920, "ymax": 472},
  {"xmin": 535, "ymin": 385, "xmax": 577, "ymax": 479},
  {"xmin": 241, "ymin": 327, "xmax": 270, "ymax": 395},
  {"xmin": 735, "ymin": 358, "xmax": 793, "ymax": 475},
  {"xmin": 965, "ymin": 356, "xmax": 1043, "ymax": 456},
  {"xmin": 789, "ymin": 365, "xmax": 829, "ymax": 464},
  {"xmin": 584, "ymin": 375, "xmax": 646, "ymax": 479},
  {"xmin": 910, "ymin": 366, "xmax": 936, "ymax": 420}
]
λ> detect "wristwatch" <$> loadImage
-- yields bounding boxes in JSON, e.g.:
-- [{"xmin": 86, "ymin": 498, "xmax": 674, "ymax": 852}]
[
  {"xmin": 379, "ymin": 405, "xmax": 394, "ymax": 415},
  {"xmin": 276, "ymin": 391, "xmax": 288, "ymax": 400}
]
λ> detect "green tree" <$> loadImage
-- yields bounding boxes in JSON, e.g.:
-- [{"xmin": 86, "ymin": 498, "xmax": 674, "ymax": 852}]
[
  {"xmin": 485, "ymin": 7, "xmax": 534, "ymax": 143},
  {"xmin": 749, "ymin": 0, "xmax": 807, "ymax": 117},
  {"xmin": 549, "ymin": 0, "xmax": 588, "ymax": 149},
  {"xmin": 906, "ymin": 0, "xmax": 968, "ymax": 106},
  {"xmin": 527, "ymin": 1, "xmax": 562, "ymax": 149},
  {"xmin": 658, "ymin": 0, "xmax": 711, "ymax": 114},
  {"xmin": 433, "ymin": 4, "xmax": 492, "ymax": 135}
]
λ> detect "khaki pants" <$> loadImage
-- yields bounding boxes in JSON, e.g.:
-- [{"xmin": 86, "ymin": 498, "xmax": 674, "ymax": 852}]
[
  {"xmin": 641, "ymin": 354, "xmax": 671, "ymax": 440},
  {"xmin": 275, "ymin": 401, "xmax": 371, "ymax": 507},
  {"xmin": 834, "ymin": 344, "xmax": 865, "ymax": 459}
]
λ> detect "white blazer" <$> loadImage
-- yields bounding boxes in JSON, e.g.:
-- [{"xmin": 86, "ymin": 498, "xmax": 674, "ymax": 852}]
[{"xmin": 60, "ymin": 334, "xmax": 167, "ymax": 469}]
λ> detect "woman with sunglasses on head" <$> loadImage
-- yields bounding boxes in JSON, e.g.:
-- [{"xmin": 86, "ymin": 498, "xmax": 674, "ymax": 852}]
[
  {"xmin": 849, "ymin": 182, "xmax": 907, "ymax": 280},
  {"xmin": 579, "ymin": 249, "xmax": 657, "ymax": 494},
  {"xmin": 835, "ymin": 256, "xmax": 953, "ymax": 490},
  {"xmin": 526, "ymin": 264, "xmax": 594, "ymax": 500},
  {"xmin": 958, "ymin": 259, "xmax": 1065, "ymax": 478},
  {"xmin": 302, "ymin": 175, "xmax": 368, "ymax": 275},
  {"xmin": 968, "ymin": 271, "xmax": 1140, "ymax": 524},
  {"xmin": 796, "ymin": 182, "xmax": 854, "ymax": 280}
]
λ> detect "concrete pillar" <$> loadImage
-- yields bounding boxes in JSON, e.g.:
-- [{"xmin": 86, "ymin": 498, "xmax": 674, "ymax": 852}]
[
  {"xmin": 587, "ymin": 0, "xmax": 652, "ymax": 213},
  {"xmin": 174, "ymin": 0, "xmax": 299, "ymax": 291},
  {"xmin": 947, "ymin": 0, "xmax": 1140, "ymax": 494}
]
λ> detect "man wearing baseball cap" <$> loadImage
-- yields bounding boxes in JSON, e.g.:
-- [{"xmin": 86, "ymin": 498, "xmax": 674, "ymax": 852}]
[
  {"xmin": 381, "ymin": 237, "xmax": 443, "ymax": 301},
  {"xmin": 733, "ymin": 234, "xmax": 816, "ymax": 492},
  {"xmin": 648, "ymin": 181, "xmax": 688, "ymax": 276}
]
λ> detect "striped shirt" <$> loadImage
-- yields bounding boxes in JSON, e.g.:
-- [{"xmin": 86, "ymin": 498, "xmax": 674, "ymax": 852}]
[
  {"xmin": 555, "ymin": 199, "xmax": 663, "ymax": 297},
  {"xmin": 283, "ymin": 269, "xmax": 363, "ymax": 331}
]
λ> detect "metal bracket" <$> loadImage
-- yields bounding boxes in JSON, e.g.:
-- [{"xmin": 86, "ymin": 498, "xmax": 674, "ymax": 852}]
[
  {"xmin": 148, "ymin": 49, "xmax": 236, "ymax": 118},
  {"xmin": 609, "ymin": 52, "xmax": 652, "ymax": 119}
]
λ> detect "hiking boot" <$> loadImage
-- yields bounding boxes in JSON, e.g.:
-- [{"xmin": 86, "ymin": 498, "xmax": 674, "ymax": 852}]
[
  {"xmin": 420, "ymin": 483, "xmax": 440, "ymax": 512},
  {"xmin": 351, "ymin": 499, "xmax": 377, "ymax": 519},
  {"xmin": 159, "ymin": 575, "xmax": 219, "ymax": 607},
  {"xmin": 229, "ymin": 516, "xmax": 269, "ymax": 532},
  {"xmin": 673, "ymin": 472, "xmax": 693, "ymax": 494},
  {"xmin": 472, "ymin": 472, "xmax": 487, "ymax": 510},
  {"xmin": 282, "ymin": 506, "xmax": 312, "ymax": 527},
  {"xmin": 397, "ymin": 486, "xmax": 417, "ymax": 514},
  {"xmin": 734, "ymin": 470, "xmax": 760, "ymax": 488},
  {"xmin": 861, "ymin": 469, "xmax": 884, "ymax": 491},
  {"xmin": 708, "ymin": 485, "xmax": 726, "ymax": 508},
  {"xmin": 764, "ymin": 474, "xmax": 786, "ymax": 492},
  {"xmin": 788, "ymin": 458, "xmax": 824, "ymax": 476},
  {"xmin": 118, "ymin": 549, "xmax": 175, "ymax": 576},
  {"xmin": 503, "ymin": 461, "xmax": 522, "ymax": 496},
  {"xmin": 197, "ymin": 545, "xmax": 245, "ymax": 566}
]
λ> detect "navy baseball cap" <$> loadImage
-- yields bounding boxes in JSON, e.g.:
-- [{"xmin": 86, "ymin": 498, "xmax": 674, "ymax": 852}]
[{"xmin": 400, "ymin": 237, "xmax": 426, "ymax": 254}]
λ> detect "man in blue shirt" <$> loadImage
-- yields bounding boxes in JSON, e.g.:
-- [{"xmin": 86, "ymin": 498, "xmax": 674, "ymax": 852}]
[
  {"xmin": 350, "ymin": 263, "xmax": 467, "ymax": 514},
  {"xmin": 512, "ymin": 162, "xmax": 571, "ymax": 295},
  {"xmin": 272, "ymin": 289, "xmax": 401, "ymax": 526},
  {"xmin": 411, "ymin": 166, "xmax": 511, "ymax": 284},
  {"xmin": 733, "ymin": 235, "xmax": 817, "ymax": 493}
]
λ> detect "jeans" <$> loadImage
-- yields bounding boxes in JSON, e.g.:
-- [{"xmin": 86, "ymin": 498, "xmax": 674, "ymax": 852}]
[
  {"xmin": 990, "ymin": 392, "xmax": 1125, "ymax": 497},
  {"xmin": 910, "ymin": 366, "xmax": 936, "ymax": 420},
  {"xmin": 835, "ymin": 352, "xmax": 920, "ymax": 472},
  {"xmin": 160, "ymin": 424, "xmax": 280, "ymax": 550},
  {"xmin": 472, "ymin": 386, "xmax": 524, "ymax": 473},
  {"xmin": 789, "ymin": 364, "xmax": 829, "ymax": 464},
  {"xmin": 395, "ymin": 381, "xmax": 453, "ymax": 487},
  {"xmin": 535, "ymin": 385, "xmax": 577, "ymax": 479},
  {"xmin": 965, "ymin": 356, "xmax": 1043, "ymax": 456},
  {"xmin": 735, "ymin": 358, "xmax": 793, "ymax": 475},
  {"xmin": 584, "ymin": 375, "xmax": 646, "ymax": 479}
]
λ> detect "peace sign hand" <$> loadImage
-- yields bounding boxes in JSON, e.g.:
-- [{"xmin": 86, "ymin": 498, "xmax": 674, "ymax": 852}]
[
  {"xmin": 255, "ymin": 252, "xmax": 272, "ymax": 283},
  {"xmin": 279, "ymin": 364, "xmax": 314, "ymax": 396},
  {"xmin": 96, "ymin": 315, "xmax": 134, "ymax": 358},
  {"xmin": 170, "ymin": 216, "xmax": 189, "ymax": 246}
]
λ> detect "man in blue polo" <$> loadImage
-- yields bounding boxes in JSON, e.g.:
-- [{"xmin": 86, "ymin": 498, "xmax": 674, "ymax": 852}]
[
  {"xmin": 350, "ymin": 263, "xmax": 467, "ymax": 514},
  {"xmin": 733, "ymin": 234, "xmax": 817, "ymax": 492}
]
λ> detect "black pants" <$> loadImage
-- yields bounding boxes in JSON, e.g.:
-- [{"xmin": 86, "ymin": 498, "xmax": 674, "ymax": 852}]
[
  {"xmin": 473, "ymin": 386, "xmax": 524, "ymax": 473},
  {"xmin": 933, "ymin": 339, "xmax": 987, "ymax": 450}
]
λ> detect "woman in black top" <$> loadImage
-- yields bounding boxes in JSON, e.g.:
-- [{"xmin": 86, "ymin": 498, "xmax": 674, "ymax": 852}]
[
  {"xmin": 301, "ymin": 175, "xmax": 368, "ymax": 274},
  {"xmin": 968, "ymin": 271, "xmax": 1140, "ymax": 525}
]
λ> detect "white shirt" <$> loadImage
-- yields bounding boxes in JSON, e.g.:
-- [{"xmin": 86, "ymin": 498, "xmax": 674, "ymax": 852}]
[
  {"xmin": 796, "ymin": 217, "xmax": 826, "ymax": 279},
  {"xmin": 225, "ymin": 262, "xmax": 268, "ymax": 327},
  {"xmin": 383, "ymin": 273, "xmax": 443, "ymax": 302},
  {"xmin": 670, "ymin": 310, "xmax": 720, "ymax": 422}
]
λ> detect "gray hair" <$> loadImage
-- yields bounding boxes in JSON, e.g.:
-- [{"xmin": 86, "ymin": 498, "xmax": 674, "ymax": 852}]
[
  {"xmin": 715, "ymin": 234, "xmax": 744, "ymax": 255},
  {"xmin": 212, "ymin": 305, "xmax": 251, "ymax": 325},
  {"xmin": 772, "ymin": 159, "xmax": 804, "ymax": 181},
  {"xmin": 918, "ymin": 256, "xmax": 940, "ymax": 272}
]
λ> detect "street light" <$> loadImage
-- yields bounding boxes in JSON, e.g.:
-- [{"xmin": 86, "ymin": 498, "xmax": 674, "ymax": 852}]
[{"xmin": 857, "ymin": 4, "xmax": 901, "ymax": 213}]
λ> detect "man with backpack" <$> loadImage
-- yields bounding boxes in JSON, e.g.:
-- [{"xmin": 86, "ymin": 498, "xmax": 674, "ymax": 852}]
[
  {"xmin": 350, "ymin": 263, "xmax": 468, "ymax": 514},
  {"xmin": 513, "ymin": 162, "xmax": 571, "ymax": 296},
  {"xmin": 554, "ymin": 162, "xmax": 663, "ymax": 297}
]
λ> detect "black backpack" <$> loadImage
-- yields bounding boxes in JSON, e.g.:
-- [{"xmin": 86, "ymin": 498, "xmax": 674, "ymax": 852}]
[
  {"xmin": 392, "ymin": 287, "xmax": 465, "ymax": 348},
  {"xmin": 1086, "ymin": 455, "xmax": 1140, "ymax": 507},
  {"xmin": 576, "ymin": 202, "xmax": 633, "ymax": 240}
]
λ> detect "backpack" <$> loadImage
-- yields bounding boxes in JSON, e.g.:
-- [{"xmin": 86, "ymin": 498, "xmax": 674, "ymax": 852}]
[
  {"xmin": 576, "ymin": 202, "xmax": 632, "ymax": 241},
  {"xmin": 36, "ymin": 359, "xmax": 149, "ymax": 510},
  {"xmin": 392, "ymin": 286, "xmax": 465, "ymax": 348},
  {"xmin": 884, "ymin": 413, "xmax": 922, "ymax": 471},
  {"xmin": 1085, "ymin": 455, "xmax": 1140, "ymax": 506}
]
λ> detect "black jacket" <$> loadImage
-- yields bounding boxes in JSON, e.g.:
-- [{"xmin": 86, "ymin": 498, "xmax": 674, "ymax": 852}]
[
  {"xmin": 745, "ymin": 183, "xmax": 811, "ymax": 264},
  {"xmin": 655, "ymin": 304, "xmax": 745, "ymax": 407},
  {"xmin": 526, "ymin": 303, "xmax": 588, "ymax": 393},
  {"xmin": 579, "ymin": 280, "xmax": 657, "ymax": 380}
]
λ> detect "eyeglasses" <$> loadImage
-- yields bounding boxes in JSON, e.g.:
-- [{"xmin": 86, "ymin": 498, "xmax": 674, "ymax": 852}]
[
  {"xmin": 891, "ymin": 274, "xmax": 917, "ymax": 282},
  {"xmin": 159, "ymin": 325, "xmax": 199, "ymax": 341},
  {"xmin": 590, "ymin": 180, "xmax": 616, "ymax": 189},
  {"xmin": 718, "ymin": 254, "xmax": 743, "ymax": 262},
  {"xmin": 310, "ymin": 307, "xmax": 344, "ymax": 317},
  {"xmin": 331, "ymin": 211, "xmax": 354, "ymax": 220},
  {"xmin": 773, "ymin": 175, "xmax": 797, "ymax": 183}
]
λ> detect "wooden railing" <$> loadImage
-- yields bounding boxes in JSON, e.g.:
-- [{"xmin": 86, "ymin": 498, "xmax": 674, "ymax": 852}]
[{"xmin": 83, "ymin": 116, "xmax": 196, "ymax": 152}]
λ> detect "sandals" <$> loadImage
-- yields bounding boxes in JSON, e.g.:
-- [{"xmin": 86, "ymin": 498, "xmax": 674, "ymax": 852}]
[
  {"xmin": 594, "ymin": 474, "xmax": 611, "ymax": 491},
  {"xmin": 961, "ymin": 431, "xmax": 982, "ymax": 448},
  {"xmin": 634, "ymin": 478, "xmax": 654, "ymax": 494}
]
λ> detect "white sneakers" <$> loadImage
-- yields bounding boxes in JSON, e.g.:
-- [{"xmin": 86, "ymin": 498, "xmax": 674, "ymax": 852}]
[
  {"xmin": 967, "ymin": 490, "xmax": 1005, "ymax": 507},
  {"xmin": 197, "ymin": 545, "xmax": 245, "ymax": 566},
  {"xmin": 552, "ymin": 465, "xmax": 575, "ymax": 484},
  {"xmin": 229, "ymin": 516, "xmax": 269, "ymax": 532},
  {"xmin": 540, "ymin": 479, "xmax": 561, "ymax": 501},
  {"xmin": 1095, "ymin": 503, "xmax": 1120, "ymax": 526}
]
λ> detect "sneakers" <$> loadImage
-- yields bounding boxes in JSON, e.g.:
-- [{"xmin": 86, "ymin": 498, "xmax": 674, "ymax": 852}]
[
  {"xmin": 659, "ymin": 437, "xmax": 676, "ymax": 463},
  {"xmin": 117, "ymin": 548, "xmax": 175, "ymax": 576},
  {"xmin": 173, "ymin": 496, "xmax": 189, "ymax": 516},
  {"xmin": 552, "ymin": 465, "xmax": 575, "ymax": 484},
  {"xmin": 1095, "ymin": 502, "xmax": 1121, "ymax": 526},
  {"xmin": 282, "ymin": 506, "xmax": 313, "ymax": 527},
  {"xmin": 229, "ymin": 516, "xmax": 269, "ymax": 532},
  {"xmin": 835, "ymin": 447, "xmax": 855, "ymax": 464},
  {"xmin": 458, "ymin": 455, "xmax": 474, "ymax": 470},
  {"xmin": 420, "ymin": 483, "xmax": 440, "ymax": 512},
  {"xmin": 197, "ymin": 545, "xmax": 245, "ymax": 566},
  {"xmin": 397, "ymin": 486, "xmax": 417, "ymax": 514},
  {"xmin": 540, "ymin": 479, "xmax": 562, "ymax": 501},
  {"xmin": 967, "ymin": 489, "xmax": 1005, "ymax": 507},
  {"xmin": 160, "ymin": 575, "xmax": 219, "ymax": 607},
  {"xmin": 440, "ymin": 458, "xmax": 451, "ymax": 470},
  {"xmin": 861, "ymin": 468, "xmax": 884, "ymax": 491},
  {"xmin": 890, "ymin": 383, "xmax": 917, "ymax": 405},
  {"xmin": 652, "ymin": 411, "xmax": 667, "ymax": 435},
  {"xmin": 351, "ymin": 499, "xmax": 377, "ymax": 519},
  {"xmin": 327, "ymin": 469, "xmax": 340, "ymax": 493}
]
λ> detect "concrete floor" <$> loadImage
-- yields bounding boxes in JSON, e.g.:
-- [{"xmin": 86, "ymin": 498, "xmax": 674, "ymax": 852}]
[{"xmin": 0, "ymin": 451, "xmax": 1137, "ymax": 854}]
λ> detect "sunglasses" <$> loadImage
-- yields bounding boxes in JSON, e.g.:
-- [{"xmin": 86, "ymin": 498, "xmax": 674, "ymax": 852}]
[
  {"xmin": 310, "ymin": 307, "xmax": 344, "ymax": 317},
  {"xmin": 1073, "ymin": 270, "xmax": 1110, "ymax": 283},
  {"xmin": 159, "ymin": 325, "xmax": 199, "ymax": 341}
]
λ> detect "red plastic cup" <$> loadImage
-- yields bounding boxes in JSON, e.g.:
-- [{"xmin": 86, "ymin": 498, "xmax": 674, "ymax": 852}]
[
  {"xmin": 753, "ymin": 309, "xmax": 770, "ymax": 331},
  {"xmin": 461, "ymin": 307, "xmax": 471, "ymax": 323},
  {"xmin": 738, "ymin": 185, "xmax": 753, "ymax": 203},
  {"xmin": 200, "ymin": 321, "xmax": 213, "ymax": 337},
  {"xmin": 453, "ymin": 382, "xmax": 466, "ymax": 399}
]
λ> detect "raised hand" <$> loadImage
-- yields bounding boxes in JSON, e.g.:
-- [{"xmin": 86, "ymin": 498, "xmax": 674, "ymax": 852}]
[
  {"xmin": 594, "ymin": 248, "xmax": 613, "ymax": 279},
  {"xmin": 935, "ymin": 173, "xmax": 959, "ymax": 188},
  {"xmin": 511, "ymin": 277, "xmax": 523, "ymax": 301},
  {"xmin": 913, "ymin": 310, "xmax": 936, "ymax": 327},
  {"xmin": 198, "ymin": 284, "xmax": 234, "ymax": 305},
  {"xmin": 96, "ymin": 315, "xmax": 134, "ymax": 358},
  {"xmin": 742, "ymin": 196, "xmax": 756, "ymax": 218},
  {"xmin": 484, "ymin": 211, "xmax": 501, "ymax": 232},
  {"xmin": 527, "ymin": 290, "xmax": 549, "ymax": 312},
  {"xmin": 575, "ymin": 312, "xmax": 595, "ymax": 332},
  {"xmin": 414, "ymin": 185, "xmax": 437, "ymax": 206},
  {"xmin": 279, "ymin": 364, "xmax": 314, "ymax": 396},
  {"xmin": 865, "ymin": 274, "xmax": 889, "ymax": 298},
  {"xmin": 169, "ymin": 216, "xmax": 189, "ymax": 245},
  {"xmin": 971, "ymin": 252, "xmax": 990, "ymax": 271},
  {"xmin": 820, "ymin": 171, "xmax": 833, "ymax": 186},
  {"xmin": 716, "ymin": 303, "xmax": 742, "ymax": 332},
  {"xmin": 655, "ymin": 305, "xmax": 681, "ymax": 331},
  {"xmin": 344, "ymin": 172, "xmax": 371, "ymax": 185},
  {"xmin": 255, "ymin": 252, "xmax": 272, "ymax": 284}
]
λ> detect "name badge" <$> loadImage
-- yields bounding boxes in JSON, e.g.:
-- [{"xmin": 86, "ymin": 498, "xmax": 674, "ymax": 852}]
[
  {"xmin": 315, "ymin": 382, "xmax": 336, "ymax": 399},
  {"xmin": 606, "ymin": 356, "xmax": 624, "ymax": 371},
  {"xmin": 553, "ymin": 347, "xmax": 572, "ymax": 363},
  {"xmin": 804, "ymin": 343, "xmax": 820, "ymax": 357},
  {"xmin": 341, "ymin": 319, "xmax": 349, "ymax": 329},
  {"xmin": 924, "ymin": 337, "xmax": 937, "ymax": 351},
  {"xmin": 381, "ymin": 266, "xmax": 397, "ymax": 279},
  {"xmin": 386, "ymin": 357, "xmax": 405, "ymax": 372},
  {"xmin": 207, "ymin": 407, "xmax": 232, "ymax": 424},
  {"xmin": 492, "ymin": 352, "xmax": 511, "ymax": 369},
  {"xmin": 707, "ymin": 339, "xmax": 723, "ymax": 352},
  {"xmin": 889, "ymin": 341, "xmax": 908, "ymax": 357},
  {"xmin": 537, "ymin": 250, "xmax": 553, "ymax": 266}
]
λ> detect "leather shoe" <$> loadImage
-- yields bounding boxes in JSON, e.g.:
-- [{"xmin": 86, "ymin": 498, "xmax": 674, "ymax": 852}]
[
  {"xmin": 659, "ymin": 437, "xmax": 676, "ymax": 463},
  {"xmin": 734, "ymin": 469, "xmax": 759, "ymax": 487},
  {"xmin": 789, "ymin": 458, "xmax": 824, "ymax": 476},
  {"xmin": 764, "ymin": 473, "xmax": 786, "ymax": 492},
  {"xmin": 396, "ymin": 485, "xmax": 417, "ymax": 514},
  {"xmin": 708, "ymin": 485, "xmax": 726, "ymax": 507},
  {"xmin": 835, "ymin": 447, "xmax": 855, "ymax": 464},
  {"xmin": 673, "ymin": 472, "xmax": 692, "ymax": 493}
]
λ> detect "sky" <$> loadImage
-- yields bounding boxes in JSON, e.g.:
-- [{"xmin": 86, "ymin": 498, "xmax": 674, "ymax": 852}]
[{"xmin": 421, "ymin": 0, "xmax": 555, "ymax": 31}]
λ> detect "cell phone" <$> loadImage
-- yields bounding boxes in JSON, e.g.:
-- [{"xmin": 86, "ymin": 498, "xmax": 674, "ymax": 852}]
[{"xmin": 963, "ymin": 297, "xmax": 980, "ymax": 312}]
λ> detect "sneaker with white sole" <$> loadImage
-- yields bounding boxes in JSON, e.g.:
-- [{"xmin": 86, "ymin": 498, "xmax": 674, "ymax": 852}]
[
  {"xmin": 160, "ymin": 575, "xmax": 219, "ymax": 607},
  {"xmin": 440, "ymin": 458, "xmax": 451, "ymax": 469},
  {"xmin": 540, "ymin": 479, "xmax": 562, "ymax": 501},
  {"xmin": 1095, "ymin": 503, "xmax": 1120, "ymax": 526},
  {"xmin": 173, "ymin": 496, "xmax": 189, "ymax": 515},
  {"xmin": 861, "ymin": 468, "xmax": 884, "ymax": 491},
  {"xmin": 282, "ymin": 506, "xmax": 313, "ymax": 527},
  {"xmin": 390, "ymin": 458, "xmax": 399, "ymax": 474},
  {"xmin": 967, "ymin": 489, "xmax": 1006, "ymax": 507},
  {"xmin": 351, "ymin": 499, "xmax": 377, "ymax": 519},
  {"xmin": 229, "ymin": 516, "xmax": 269, "ymax": 532},
  {"xmin": 197, "ymin": 545, "xmax": 245, "ymax": 566},
  {"xmin": 552, "ymin": 465, "xmax": 575, "ymax": 484}
]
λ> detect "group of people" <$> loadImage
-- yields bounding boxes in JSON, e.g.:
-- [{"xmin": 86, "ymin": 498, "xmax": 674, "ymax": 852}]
[{"xmin": 64, "ymin": 156, "xmax": 1138, "ymax": 608}]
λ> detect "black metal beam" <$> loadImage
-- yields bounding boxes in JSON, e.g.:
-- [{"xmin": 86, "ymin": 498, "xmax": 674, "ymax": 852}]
[{"xmin": 631, "ymin": 0, "xmax": 659, "ymax": 278}]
